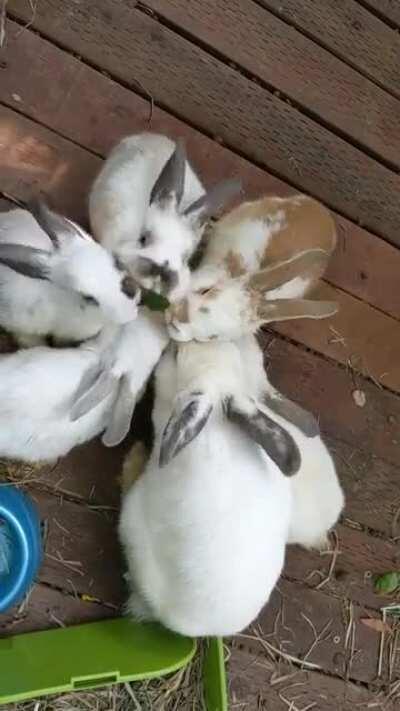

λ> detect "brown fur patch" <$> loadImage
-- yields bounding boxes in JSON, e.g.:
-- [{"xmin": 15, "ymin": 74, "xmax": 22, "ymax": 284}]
[
  {"xmin": 224, "ymin": 250, "xmax": 246, "ymax": 277},
  {"xmin": 171, "ymin": 299, "xmax": 190, "ymax": 323}
]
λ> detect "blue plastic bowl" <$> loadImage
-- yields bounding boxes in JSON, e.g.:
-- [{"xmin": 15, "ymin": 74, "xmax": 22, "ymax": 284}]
[{"xmin": 0, "ymin": 485, "xmax": 42, "ymax": 613}]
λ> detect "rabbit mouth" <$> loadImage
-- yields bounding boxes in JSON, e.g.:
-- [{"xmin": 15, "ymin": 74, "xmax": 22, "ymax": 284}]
[{"xmin": 167, "ymin": 320, "xmax": 192, "ymax": 343}]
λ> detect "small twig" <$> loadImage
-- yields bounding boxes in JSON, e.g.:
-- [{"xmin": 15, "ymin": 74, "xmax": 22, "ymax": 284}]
[
  {"xmin": 316, "ymin": 530, "xmax": 340, "ymax": 590},
  {"xmin": 378, "ymin": 608, "xmax": 387, "ymax": 678}
]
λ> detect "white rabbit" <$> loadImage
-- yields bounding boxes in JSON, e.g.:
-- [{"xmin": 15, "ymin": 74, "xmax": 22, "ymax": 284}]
[
  {"xmin": 0, "ymin": 202, "xmax": 140, "ymax": 346},
  {"xmin": 89, "ymin": 132, "xmax": 241, "ymax": 301},
  {"xmin": 166, "ymin": 194, "xmax": 337, "ymax": 342},
  {"xmin": 0, "ymin": 326, "xmax": 118, "ymax": 463},
  {"xmin": 237, "ymin": 335, "xmax": 344, "ymax": 550},
  {"xmin": 70, "ymin": 308, "xmax": 169, "ymax": 448},
  {"xmin": 119, "ymin": 338, "xmax": 296, "ymax": 637}
]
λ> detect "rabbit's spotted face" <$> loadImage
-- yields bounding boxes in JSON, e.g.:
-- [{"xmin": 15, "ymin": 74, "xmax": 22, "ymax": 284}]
[
  {"xmin": 166, "ymin": 274, "xmax": 255, "ymax": 343},
  {"xmin": 129, "ymin": 200, "xmax": 196, "ymax": 302}
]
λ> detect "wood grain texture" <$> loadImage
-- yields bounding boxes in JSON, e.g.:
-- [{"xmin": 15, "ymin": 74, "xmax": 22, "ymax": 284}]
[
  {"xmin": 275, "ymin": 281, "xmax": 400, "ymax": 394},
  {"xmin": 361, "ymin": 0, "xmax": 400, "ymax": 28},
  {"xmin": 257, "ymin": 0, "xmax": 400, "ymax": 98},
  {"xmin": 29, "ymin": 490, "xmax": 124, "ymax": 606},
  {"xmin": 8, "ymin": 2, "xmax": 400, "ymax": 245},
  {"xmin": 262, "ymin": 335, "xmax": 400, "ymax": 471},
  {"xmin": 2, "ymin": 105, "xmax": 400, "ymax": 391},
  {"xmin": 239, "ymin": 579, "xmax": 382, "ymax": 684},
  {"xmin": 2, "ymin": 19, "xmax": 400, "ymax": 321},
  {"xmin": 0, "ymin": 583, "xmax": 114, "ymax": 637},
  {"xmin": 228, "ymin": 649, "xmax": 390, "ymax": 710},
  {"xmin": 145, "ymin": 0, "xmax": 400, "ymax": 167}
]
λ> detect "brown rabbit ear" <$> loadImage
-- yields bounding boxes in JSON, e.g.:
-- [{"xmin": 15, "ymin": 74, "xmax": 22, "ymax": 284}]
[
  {"xmin": 258, "ymin": 298, "xmax": 338, "ymax": 323},
  {"xmin": 150, "ymin": 139, "xmax": 186, "ymax": 208},
  {"xmin": 247, "ymin": 249, "xmax": 329, "ymax": 294}
]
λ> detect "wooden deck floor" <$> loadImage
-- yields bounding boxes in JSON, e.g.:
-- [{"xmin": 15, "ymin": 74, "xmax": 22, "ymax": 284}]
[{"xmin": 1, "ymin": 1, "xmax": 400, "ymax": 708}]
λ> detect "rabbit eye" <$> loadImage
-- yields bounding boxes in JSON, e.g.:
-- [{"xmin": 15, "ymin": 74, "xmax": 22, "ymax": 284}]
[
  {"xmin": 82, "ymin": 294, "xmax": 99, "ymax": 306},
  {"xmin": 139, "ymin": 230, "xmax": 152, "ymax": 248},
  {"xmin": 199, "ymin": 287, "xmax": 212, "ymax": 296},
  {"xmin": 121, "ymin": 275, "xmax": 138, "ymax": 299}
]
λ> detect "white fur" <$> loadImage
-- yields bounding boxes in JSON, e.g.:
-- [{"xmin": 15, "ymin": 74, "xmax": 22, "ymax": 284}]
[
  {"xmin": 119, "ymin": 339, "xmax": 292, "ymax": 637},
  {"xmin": 203, "ymin": 211, "xmax": 286, "ymax": 273},
  {"xmin": 238, "ymin": 336, "xmax": 344, "ymax": 550},
  {"xmin": 0, "ymin": 209, "xmax": 139, "ymax": 344},
  {"xmin": 0, "ymin": 327, "xmax": 118, "ymax": 462},
  {"xmin": 89, "ymin": 133, "xmax": 205, "ymax": 301}
]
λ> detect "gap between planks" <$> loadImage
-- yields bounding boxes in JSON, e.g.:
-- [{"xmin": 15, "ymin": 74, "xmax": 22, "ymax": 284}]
[{"xmin": 6, "ymin": 1, "xmax": 400, "ymax": 246}]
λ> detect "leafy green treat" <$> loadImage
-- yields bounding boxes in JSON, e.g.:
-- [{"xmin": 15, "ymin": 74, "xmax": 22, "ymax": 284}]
[
  {"xmin": 141, "ymin": 289, "xmax": 170, "ymax": 312},
  {"xmin": 374, "ymin": 571, "xmax": 400, "ymax": 596}
]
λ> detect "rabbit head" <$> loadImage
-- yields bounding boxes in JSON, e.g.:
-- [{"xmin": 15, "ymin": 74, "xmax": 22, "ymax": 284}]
[
  {"xmin": 166, "ymin": 249, "xmax": 338, "ymax": 342},
  {"xmin": 123, "ymin": 141, "xmax": 242, "ymax": 302},
  {"xmin": 0, "ymin": 201, "xmax": 140, "ymax": 325}
]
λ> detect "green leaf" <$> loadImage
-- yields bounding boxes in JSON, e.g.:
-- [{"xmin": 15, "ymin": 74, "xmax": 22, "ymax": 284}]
[
  {"xmin": 141, "ymin": 290, "xmax": 170, "ymax": 312},
  {"xmin": 374, "ymin": 571, "xmax": 400, "ymax": 596}
]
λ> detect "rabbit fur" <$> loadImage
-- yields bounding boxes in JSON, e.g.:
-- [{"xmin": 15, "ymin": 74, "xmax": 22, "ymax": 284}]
[
  {"xmin": 0, "ymin": 205, "xmax": 139, "ymax": 346},
  {"xmin": 89, "ymin": 132, "xmax": 241, "ymax": 301},
  {"xmin": 0, "ymin": 325, "xmax": 122, "ymax": 463},
  {"xmin": 167, "ymin": 194, "xmax": 338, "ymax": 342},
  {"xmin": 119, "ymin": 337, "xmax": 298, "ymax": 637}
]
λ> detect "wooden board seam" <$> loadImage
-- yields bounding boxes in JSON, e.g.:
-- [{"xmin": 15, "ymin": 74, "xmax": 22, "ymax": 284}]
[{"xmin": 136, "ymin": 0, "xmax": 400, "ymax": 173}]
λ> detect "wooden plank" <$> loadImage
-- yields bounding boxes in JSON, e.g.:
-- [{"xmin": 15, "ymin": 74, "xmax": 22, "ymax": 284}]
[
  {"xmin": 145, "ymin": 0, "xmax": 400, "ymax": 167},
  {"xmin": 2, "ymin": 20, "xmax": 400, "ymax": 322},
  {"xmin": 275, "ymin": 281, "xmax": 400, "ymax": 394},
  {"xmin": 0, "ymin": 106, "xmax": 98, "ymax": 226},
  {"xmin": 228, "ymin": 649, "xmax": 384, "ymax": 710},
  {"xmin": 29, "ymin": 490, "xmax": 124, "ymax": 606},
  {"xmin": 8, "ymin": 2, "xmax": 400, "ymax": 245},
  {"xmin": 238, "ymin": 579, "xmax": 381, "ymax": 684},
  {"xmin": 262, "ymin": 335, "xmax": 400, "ymax": 471},
  {"xmin": 0, "ymin": 583, "xmax": 114, "ymax": 637},
  {"xmin": 285, "ymin": 523, "xmax": 399, "ymax": 610},
  {"xmin": 361, "ymin": 0, "xmax": 400, "ymax": 29},
  {"xmin": 257, "ymin": 0, "xmax": 400, "ymax": 99}
]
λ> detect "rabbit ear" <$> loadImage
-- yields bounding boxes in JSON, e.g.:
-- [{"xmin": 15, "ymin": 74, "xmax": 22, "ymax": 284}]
[
  {"xmin": 225, "ymin": 395, "xmax": 301, "ymax": 476},
  {"xmin": 0, "ymin": 243, "xmax": 51, "ymax": 280},
  {"xmin": 258, "ymin": 298, "xmax": 338, "ymax": 323},
  {"xmin": 184, "ymin": 178, "xmax": 242, "ymax": 226},
  {"xmin": 247, "ymin": 249, "xmax": 329, "ymax": 294},
  {"xmin": 262, "ymin": 392, "xmax": 320, "ymax": 438},
  {"xmin": 150, "ymin": 139, "xmax": 186, "ymax": 207},
  {"xmin": 102, "ymin": 376, "xmax": 135, "ymax": 447},
  {"xmin": 28, "ymin": 198, "xmax": 85, "ymax": 248},
  {"xmin": 69, "ymin": 369, "xmax": 118, "ymax": 421},
  {"xmin": 159, "ymin": 391, "xmax": 213, "ymax": 467}
]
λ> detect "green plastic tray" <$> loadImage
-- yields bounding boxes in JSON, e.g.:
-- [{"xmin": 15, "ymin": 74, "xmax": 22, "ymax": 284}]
[{"xmin": 0, "ymin": 618, "xmax": 228, "ymax": 709}]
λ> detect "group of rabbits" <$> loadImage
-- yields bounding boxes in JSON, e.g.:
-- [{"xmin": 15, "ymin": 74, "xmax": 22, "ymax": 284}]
[{"xmin": 0, "ymin": 132, "xmax": 344, "ymax": 637}]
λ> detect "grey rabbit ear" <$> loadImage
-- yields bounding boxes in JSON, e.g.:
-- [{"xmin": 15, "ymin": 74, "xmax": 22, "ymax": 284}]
[
  {"xmin": 159, "ymin": 391, "xmax": 213, "ymax": 467},
  {"xmin": 28, "ymin": 197, "xmax": 84, "ymax": 248},
  {"xmin": 184, "ymin": 178, "xmax": 242, "ymax": 226},
  {"xmin": 0, "ymin": 243, "xmax": 51, "ymax": 280},
  {"xmin": 262, "ymin": 392, "xmax": 320, "ymax": 438},
  {"xmin": 225, "ymin": 395, "xmax": 301, "ymax": 476},
  {"xmin": 69, "ymin": 369, "xmax": 118, "ymax": 421},
  {"xmin": 102, "ymin": 376, "xmax": 135, "ymax": 448},
  {"xmin": 150, "ymin": 139, "xmax": 186, "ymax": 208}
]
